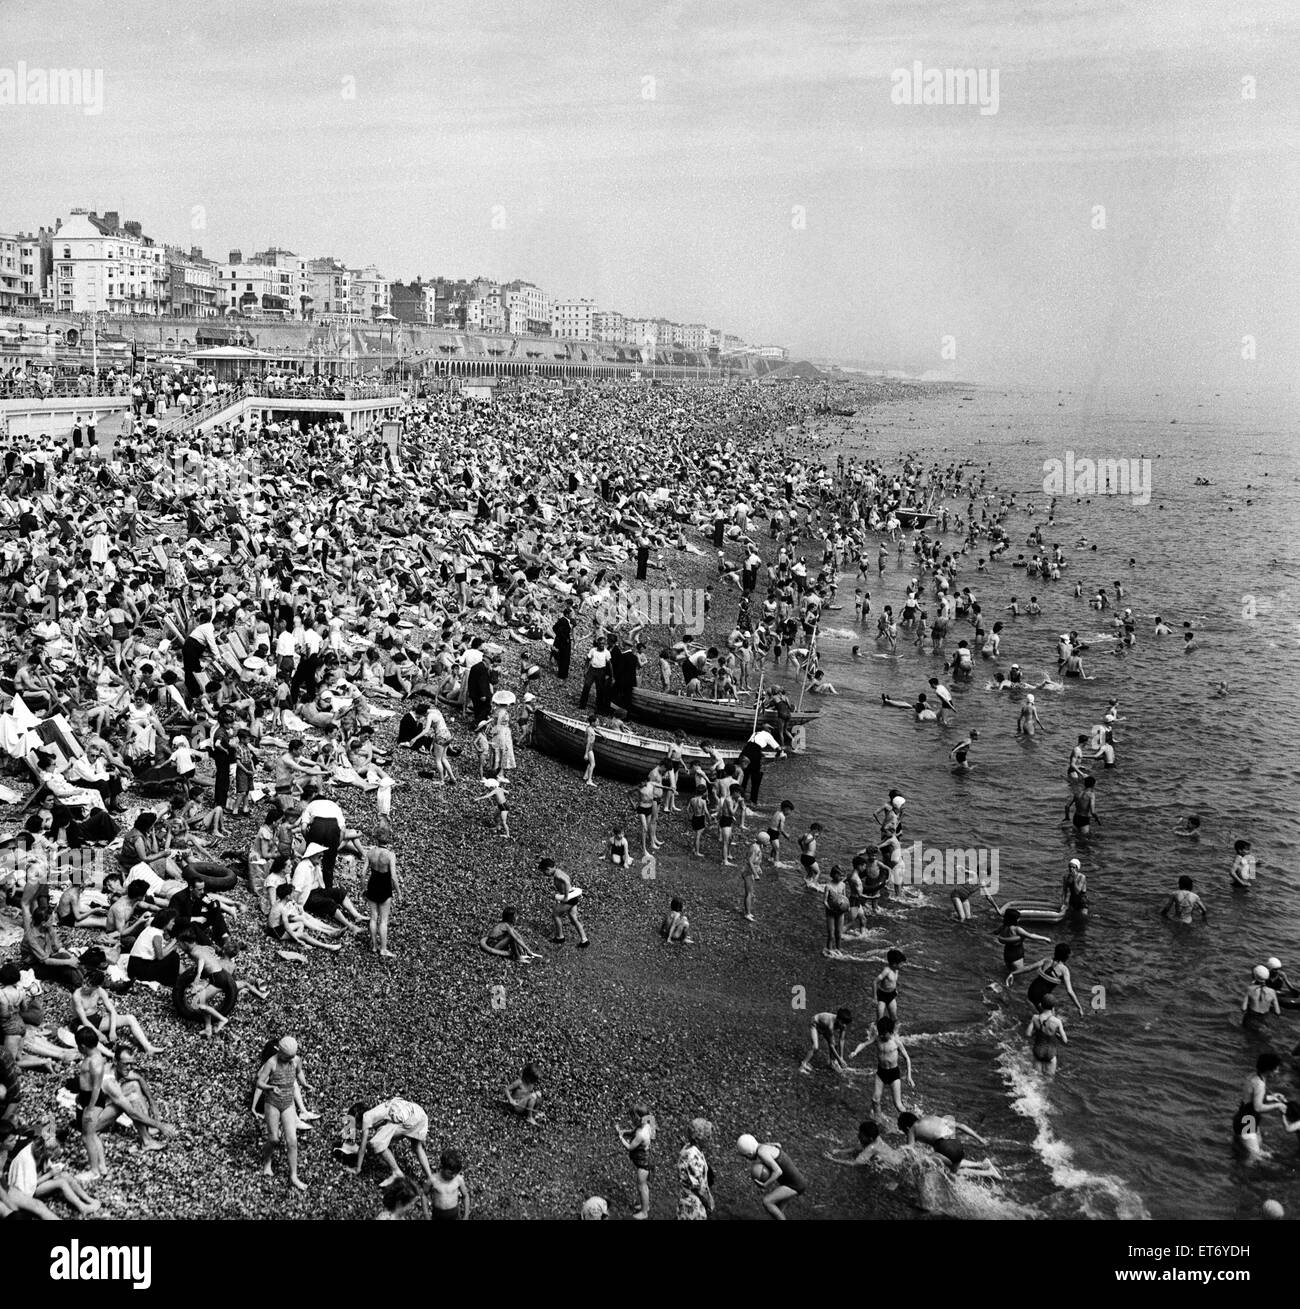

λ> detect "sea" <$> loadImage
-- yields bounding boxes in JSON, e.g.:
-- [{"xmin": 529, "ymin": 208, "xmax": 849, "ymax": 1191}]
[{"xmin": 732, "ymin": 381, "xmax": 1300, "ymax": 1220}]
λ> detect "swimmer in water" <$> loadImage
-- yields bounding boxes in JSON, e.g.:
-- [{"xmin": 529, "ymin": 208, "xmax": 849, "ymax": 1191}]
[
  {"xmin": 1230, "ymin": 839, "xmax": 1257, "ymax": 887},
  {"xmin": 1026, "ymin": 997, "xmax": 1067, "ymax": 1077},
  {"xmin": 949, "ymin": 730, "xmax": 978, "ymax": 773},
  {"xmin": 1160, "ymin": 874, "xmax": 1208, "ymax": 924},
  {"xmin": 1064, "ymin": 776, "xmax": 1100, "ymax": 835},
  {"xmin": 1265, "ymin": 957, "xmax": 1300, "ymax": 1003},
  {"xmin": 1242, "ymin": 965, "xmax": 1280, "ymax": 1030},
  {"xmin": 1089, "ymin": 729, "xmax": 1116, "ymax": 770},
  {"xmin": 1172, "ymin": 815, "xmax": 1201, "ymax": 838},
  {"xmin": 897, "ymin": 1113, "xmax": 1002, "ymax": 1180},
  {"xmin": 880, "ymin": 692, "xmax": 938, "ymax": 722},
  {"xmin": 1154, "ymin": 616, "xmax": 1172, "ymax": 635},
  {"xmin": 850, "ymin": 645, "xmax": 863, "ymax": 660},
  {"xmin": 995, "ymin": 908, "xmax": 1050, "ymax": 978},
  {"xmin": 1182, "ymin": 630, "xmax": 1197, "ymax": 653},
  {"xmin": 824, "ymin": 1119, "xmax": 906, "ymax": 1168},
  {"xmin": 1067, "ymin": 735, "xmax": 1092, "ymax": 782},
  {"xmin": 1060, "ymin": 858, "xmax": 1089, "ymax": 917},
  {"xmin": 1232, "ymin": 1053, "xmax": 1287, "ymax": 1157},
  {"xmin": 1009, "ymin": 943, "xmax": 1085, "ymax": 1015},
  {"xmin": 927, "ymin": 677, "xmax": 956, "ymax": 724},
  {"xmin": 1210, "ymin": 681, "xmax": 1228, "ymax": 698},
  {"xmin": 1016, "ymin": 694, "xmax": 1044, "ymax": 737}
]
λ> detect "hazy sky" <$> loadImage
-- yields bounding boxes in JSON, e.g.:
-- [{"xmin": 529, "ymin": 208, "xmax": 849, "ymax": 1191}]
[{"xmin": 2, "ymin": 0, "xmax": 1297, "ymax": 388}]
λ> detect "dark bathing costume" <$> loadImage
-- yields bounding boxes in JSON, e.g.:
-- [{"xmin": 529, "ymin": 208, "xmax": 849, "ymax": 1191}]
[{"xmin": 1027, "ymin": 960, "xmax": 1065, "ymax": 1009}]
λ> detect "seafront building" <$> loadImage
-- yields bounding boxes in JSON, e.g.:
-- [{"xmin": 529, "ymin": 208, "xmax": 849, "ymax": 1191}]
[{"xmin": 0, "ymin": 207, "xmax": 778, "ymax": 358}]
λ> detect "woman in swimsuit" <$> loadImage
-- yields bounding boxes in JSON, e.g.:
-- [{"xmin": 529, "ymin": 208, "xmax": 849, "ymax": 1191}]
[
  {"xmin": 363, "ymin": 827, "xmax": 401, "ymax": 958},
  {"xmin": 1011, "ymin": 943, "xmax": 1085, "ymax": 1015},
  {"xmin": 736, "ymin": 1133, "xmax": 807, "ymax": 1220},
  {"xmin": 1060, "ymin": 860, "xmax": 1090, "ymax": 917},
  {"xmin": 1026, "ymin": 998, "xmax": 1067, "ymax": 1076},
  {"xmin": 616, "ymin": 1104, "xmax": 657, "ymax": 1219},
  {"xmin": 996, "ymin": 909, "xmax": 1050, "ymax": 978},
  {"xmin": 1232, "ymin": 1053, "xmax": 1287, "ymax": 1155}
]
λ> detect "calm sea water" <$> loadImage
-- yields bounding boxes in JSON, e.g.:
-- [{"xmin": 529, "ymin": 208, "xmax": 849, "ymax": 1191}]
[{"xmin": 762, "ymin": 383, "xmax": 1300, "ymax": 1219}]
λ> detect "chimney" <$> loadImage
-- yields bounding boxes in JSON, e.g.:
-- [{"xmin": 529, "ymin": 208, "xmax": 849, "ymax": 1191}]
[
  {"xmin": 124, "ymin": 220, "xmax": 142, "ymax": 238},
  {"xmin": 229, "ymin": 249, "xmax": 242, "ymax": 265},
  {"xmin": 103, "ymin": 211, "xmax": 120, "ymax": 230},
  {"xmin": 190, "ymin": 246, "xmax": 203, "ymax": 260}
]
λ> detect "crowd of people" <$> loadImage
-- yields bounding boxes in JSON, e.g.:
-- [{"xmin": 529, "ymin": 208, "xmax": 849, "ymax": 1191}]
[{"xmin": 0, "ymin": 366, "xmax": 1286, "ymax": 1220}]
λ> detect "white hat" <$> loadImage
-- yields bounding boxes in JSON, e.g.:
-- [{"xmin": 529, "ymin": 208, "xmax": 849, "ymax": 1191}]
[
  {"xmin": 304, "ymin": 842, "xmax": 328, "ymax": 858},
  {"xmin": 580, "ymin": 1196, "xmax": 608, "ymax": 1220},
  {"xmin": 1253, "ymin": 965, "xmax": 1270, "ymax": 981},
  {"xmin": 1267, "ymin": 957, "xmax": 1282, "ymax": 970},
  {"xmin": 892, "ymin": 796, "xmax": 905, "ymax": 809},
  {"xmin": 171, "ymin": 735, "xmax": 187, "ymax": 746},
  {"xmin": 737, "ymin": 1133, "xmax": 759, "ymax": 1157},
  {"xmin": 1026, "ymin": 693, "xmax": 1035, "ymax": 703},
  {"xmin": 1069, "ymin": 858, "xmax": 1081, "ymax": 869}
]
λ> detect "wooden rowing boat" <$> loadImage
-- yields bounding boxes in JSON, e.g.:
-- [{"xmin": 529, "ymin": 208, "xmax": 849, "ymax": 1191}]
[
  {"xmin": 895, "ymin": 507, "xmax": 936, "ymax": 531},
  {"xmin": 534, "ymin": 708, "xmax": 747, "ymax": 780},
  {"xmin": 620, "ymin": 685, "xmax": 819, "ymax": 739}
]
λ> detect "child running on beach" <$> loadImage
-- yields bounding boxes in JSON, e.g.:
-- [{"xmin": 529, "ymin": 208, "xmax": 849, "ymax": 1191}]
[{"xmin": 616, "ymin": 1104, "xmax": 657, "ymax": 1219}]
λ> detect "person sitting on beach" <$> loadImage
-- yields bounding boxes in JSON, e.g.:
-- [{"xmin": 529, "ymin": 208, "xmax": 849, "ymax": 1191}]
[
  {"xmin": 504, "ymin": 1062, "xmax": 545, "ymax": 1124},
  {"xmin": 481, "ymin": 906, "xmax": 543, "ymax": 963},
  {"xmin": 267, "ymin": 884, "xmax": 343, "ymax": 957},
  {"xmin": 659, "ymin": 896, "xmax": 693, "ymax": 943}
]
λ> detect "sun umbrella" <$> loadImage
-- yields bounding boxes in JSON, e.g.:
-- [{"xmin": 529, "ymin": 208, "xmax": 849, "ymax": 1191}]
[{"xmin": 492, "ymin": 690, "xmax": 517, "ymax": 707}]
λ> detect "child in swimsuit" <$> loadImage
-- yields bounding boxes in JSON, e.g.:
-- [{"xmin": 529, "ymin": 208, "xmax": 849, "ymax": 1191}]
[
  {"xmin": 799, "ymin": 824, "xmax": 823, "ymax": 887},
  {"xmin": 874, "ymin": 948, "xmax": 906, "ymax": 1019},
  {"xmin": 429, "ymin": 1148, "xmax": 470, "ymax": 1220}
]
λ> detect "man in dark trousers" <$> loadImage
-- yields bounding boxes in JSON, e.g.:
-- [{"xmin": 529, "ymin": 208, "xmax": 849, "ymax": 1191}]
[
  {"xmin": 579, "ymin": 635, "xmax": 612, "ymax": 711},
  {"xmin": 551, "ymin": 604, "xmax": 573, "ymax": 680},
  {"xmin": 467, "ymin": 655, "xmax": 494, "ymax": 724},
  {"xmin": 636, "ymin": 535, "xmax": 651, "ymax": 582},
  {"xmin": 610, "ymin": 635, "xmax": 639, "ymax": 709}
]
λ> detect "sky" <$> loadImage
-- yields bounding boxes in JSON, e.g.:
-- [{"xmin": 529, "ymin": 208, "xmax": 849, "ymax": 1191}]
[{"xmin": 1, "ymin": 0, "xmax": 1297, "ymax": 390}]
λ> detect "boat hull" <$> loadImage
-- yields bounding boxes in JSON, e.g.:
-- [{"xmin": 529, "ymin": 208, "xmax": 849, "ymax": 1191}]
[
  {"xmin": 534, "ymin": 708, "xmax": 745, "ymax": 781},
  {"xmin": 621, "ymin": 686, "xmax": 819, "ymax": 739}
]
